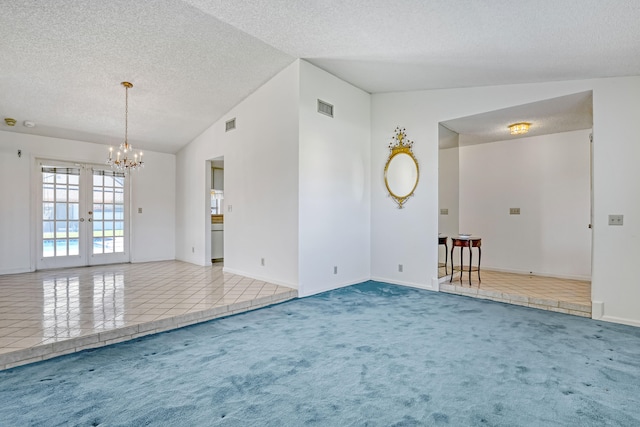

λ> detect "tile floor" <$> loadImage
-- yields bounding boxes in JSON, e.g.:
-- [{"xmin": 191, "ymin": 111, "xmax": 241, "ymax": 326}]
[
  {"xmin": 439, "ymin": 267, "xmax": 591, "ymax": 318},
  {"xmin": 0, "ymin": 261, "xmax": 297, "ymax": 370}
]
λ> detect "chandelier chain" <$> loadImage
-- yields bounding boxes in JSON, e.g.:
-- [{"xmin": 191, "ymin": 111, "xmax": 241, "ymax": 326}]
[
  {"xmin": 124, "ymin": 83, "xmax": 128, "ymax": 146},
  {"xmin": 106, "ymin": 81, "xmax": 144, "ymax": 173}
]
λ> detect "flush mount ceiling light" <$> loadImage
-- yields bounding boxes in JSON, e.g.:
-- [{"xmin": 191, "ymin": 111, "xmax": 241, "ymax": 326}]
[
  {"xmin": 508, "ymin": 122, "xmax": 531, "ymax": 135},
  {"xmin": 106, "ymin": 81, "xmax": 144, "ymax": 173}
]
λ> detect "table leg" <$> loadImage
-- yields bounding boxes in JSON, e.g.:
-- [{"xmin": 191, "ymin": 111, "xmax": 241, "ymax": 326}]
[
  {"xmin": 468, "ymin": 247, "xmax": 472, "ymax": 286},
  {"xmin": 477, "ymin": 246, "xmax": 481, "ymax": 283},
  {"xmin": 444, "ymin": 241, "xmax": 448, "ymax": 276},
  {"xmin": 459, "ymin": 248, "xmax": 464, "ymax": 284},
  {"xmin": 449, "ymin": 246, "xmax": 454, "ymax": 283}
]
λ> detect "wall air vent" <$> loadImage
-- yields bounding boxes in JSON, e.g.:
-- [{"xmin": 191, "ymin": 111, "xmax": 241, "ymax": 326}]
[
  {"xmin": 225, "ymin": 118, "xmax": 236, "ymax": 132},
  {"xmin": 317, "ymin": 99, "xmax": 334, "ymax": 118}
]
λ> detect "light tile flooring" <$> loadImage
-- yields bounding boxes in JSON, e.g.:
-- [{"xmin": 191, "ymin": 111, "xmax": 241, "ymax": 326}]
[
  {"xmin": 0, "ymin": 261, "xmax": 297, "ymax": 370},
  {"xmin": 439, "ymin": 267, "xmax": 591, "ymax": 317}
]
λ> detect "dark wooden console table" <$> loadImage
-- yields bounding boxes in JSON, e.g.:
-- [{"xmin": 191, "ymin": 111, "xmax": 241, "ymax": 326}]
[{"xmin": 450, "ymin": 237, "xmax": 482, "ymax": 286}]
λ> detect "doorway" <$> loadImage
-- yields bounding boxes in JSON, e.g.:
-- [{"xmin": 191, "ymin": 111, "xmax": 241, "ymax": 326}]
[
  {"xmin": 437, "ymin": 92, "xmax": 593, "ymax": 314},
  {"xmin": 36, "ymin": 160, "xmax": 130, "ymax": 269},
  {"xmin": 209, "ymin": 157, "xmax": 224, "ymax": 263}
]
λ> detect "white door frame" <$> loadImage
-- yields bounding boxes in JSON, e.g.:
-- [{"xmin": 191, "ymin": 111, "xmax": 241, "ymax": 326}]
[{"xmin": 35, "ymin": 159, "xmax": 131, "ymax": 269}]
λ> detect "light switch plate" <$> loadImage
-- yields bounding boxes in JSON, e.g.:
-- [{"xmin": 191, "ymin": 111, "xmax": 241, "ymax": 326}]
[
  {"xmin": 608, "ymin": 214, "xmax": 623, "ymax": 226},
  {"xmin": 440, "ymin": 208, "xmax": 449, "ymax": 215}
]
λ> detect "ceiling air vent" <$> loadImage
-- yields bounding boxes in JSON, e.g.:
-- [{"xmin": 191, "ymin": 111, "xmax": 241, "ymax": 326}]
[
  {"xmin": 317, "ymin": 99, "xmax": 334, "ymax": 118},
  {"xmin": 225, "ymin": 118, "xmax": 236, "ymax": 132}
]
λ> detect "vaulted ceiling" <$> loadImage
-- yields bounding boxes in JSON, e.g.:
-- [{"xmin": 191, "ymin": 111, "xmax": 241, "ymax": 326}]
[{"xmin": 1, "ymin": 0, "xmax": 639, "ymax": 153}]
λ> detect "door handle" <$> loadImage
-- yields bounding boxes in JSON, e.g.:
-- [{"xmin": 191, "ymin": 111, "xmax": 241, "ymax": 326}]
[
  {"xmin": 80, "ymin": 218, "xmax": 85, "ymax": 222},
  {"xmin": 88, "ymin": 218, "xmax": 92, "ymax": 222},
  {"xmin": 88, "ymin": 211, "xmax": 93, "ymax": 215}
]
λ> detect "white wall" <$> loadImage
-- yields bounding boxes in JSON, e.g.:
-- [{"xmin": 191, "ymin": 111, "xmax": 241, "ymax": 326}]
[
  {"xmin": 175, "ymin": 60, "xmax": 300, "ymax": 288},
  {"xmin": 298, "ymin": 61, "xmax": 371, "ymax": 296},
  {"xmin": 458, "ymin": 130, "xmax": 591, "ymax": 280},
  {"xmin": 438, "ymin": 146, "xmax": 460, "ymax": 267},
  {"xmin": 129, "ymin": 150, "xmax": 176, "ymax": 263},
  {"xmin": 371, "ymin": 76, "xmax": 640, "ymax": 326},
  {"xmin": 0, "ymin": 131, "xmax": 175, "ymax": 274}
]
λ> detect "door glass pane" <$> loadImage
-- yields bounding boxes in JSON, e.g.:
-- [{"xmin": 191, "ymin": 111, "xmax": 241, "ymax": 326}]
[
  {"xmin": 69, "ymin": 185, "xmax": 79, "ymax": 202},
  {"xmin": 43, "ymin": 204, "xmax": 54, "ymax": 220},
  {"xmin": 41, "ymin": 165, "xmax": 80, "ymax": 260},
  {"xmin": 114, "ymin": 237, "xmax": 124, "ymax": 252},
  {"xmin": 56, "ymin": 187, "xmax": 67, "ymax": 202},
  {"xmin": 69, "ymin": 203, "xmax": 79, "ymax": 220},
  {"xmin": 43, "ymin": 221, "xmax": 54, "ymax": 238},
  {"xmin": 56, "ymin": 239, "xmax": 68, "ymax": 256},
  {"xmin": 55, "ymin": 203, "xmax": 67, "ymax": 220},
  {"xmin": 69, "ymin": 239, "xmax": 79, "ymax": 256},
  {"xmin": 43, "ymin": 240, "xmax": 54, "ymax": 257},
  {"xmin": 92, "ymin": 169, "xmax": 126, "ymax": 255},
  {"xmin": 104, "ymin": 221, "xmax": 114, "ymax": 237},
  {"xmin": 43, "ymin": 186, "xmax": 55, "ymax": 201},
  {"xmin": 93, "ymin": 238, "xmax": 103, "ymax": 254},
  {"xmin": 93, "ymin": 188, "xmax": 103, "ymax": 203},
  {"xmin": 56, "ymin": 223, "xmax": 68, "ymax": 238}
]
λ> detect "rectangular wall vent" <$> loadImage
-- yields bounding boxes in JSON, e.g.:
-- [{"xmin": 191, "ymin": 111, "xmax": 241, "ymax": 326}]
[
  {"xmin": 225, "ymin": 118, "xmax": 236, "ymax": 132},
  {"xmin": 317, "ymin": 99, "xmax": 334, "ymax": 118}
]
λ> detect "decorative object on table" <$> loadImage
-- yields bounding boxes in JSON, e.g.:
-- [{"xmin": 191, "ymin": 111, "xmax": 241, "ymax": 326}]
[
  {"xmin": 384, "ymin": 126, "xmax": 419, "ymax": 208},
  {"xmin": 106, "ymin": 82, "xmax": 144, "ymax": 173}
]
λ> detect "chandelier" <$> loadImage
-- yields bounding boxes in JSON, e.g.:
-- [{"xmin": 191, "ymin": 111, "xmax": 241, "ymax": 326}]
[{"xmin": 107, "ymin": 81, "xmax": 144, "ymax": 172}]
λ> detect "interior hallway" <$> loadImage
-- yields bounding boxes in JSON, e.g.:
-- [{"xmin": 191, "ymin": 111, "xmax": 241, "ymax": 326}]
[
  {"xmin": 439, "ymin": 267, "xmax": 591, "ymax": 318},
  {"xmin": 0, "ymin": 261, "xmax": 297, "ymax": 370}
]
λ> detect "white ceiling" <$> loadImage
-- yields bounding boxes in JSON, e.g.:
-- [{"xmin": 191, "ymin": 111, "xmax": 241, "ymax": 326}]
[
  {"xmin": 1, "ymin": 1, "xmax": 639, "ymax": 153},
  {"xmin": 440, "ymin": 91, "xmax": 593, "ymax": 148}
]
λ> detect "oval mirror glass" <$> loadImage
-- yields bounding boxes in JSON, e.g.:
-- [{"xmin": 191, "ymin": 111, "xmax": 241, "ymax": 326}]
[{"xmin": 385, "ymin": 152, "xmax": 418, "ymax": 198}]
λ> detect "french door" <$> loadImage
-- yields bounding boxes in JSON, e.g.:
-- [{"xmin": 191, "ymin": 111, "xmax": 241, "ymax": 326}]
[{"xmin": 37, "ymin": 160, "xmax": 130, "ymax": 269}]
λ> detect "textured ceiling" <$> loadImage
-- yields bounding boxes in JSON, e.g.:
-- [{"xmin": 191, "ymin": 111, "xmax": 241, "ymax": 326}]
[
  {"xmin": 440, "ymin": 91, "xmax": 593, "ymax": 148},
  {"xmin": 1, "ymin": 1, "xmax": 639, "ymax": 153}
]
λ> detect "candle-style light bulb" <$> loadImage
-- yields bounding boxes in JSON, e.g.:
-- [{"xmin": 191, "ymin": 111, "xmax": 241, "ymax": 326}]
[
  {"xmin": 109, "ymin": 147, "xmax": 113, "ymax": 160},
  {"xmin": 117, "ymin": 151, "xmax": 120, "ymax": 162}
]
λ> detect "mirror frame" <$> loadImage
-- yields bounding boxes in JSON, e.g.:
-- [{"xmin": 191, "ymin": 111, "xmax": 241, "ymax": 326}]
[{"xmin": 384, "ymin": 127, "xmax": 420, "ymax": 208}]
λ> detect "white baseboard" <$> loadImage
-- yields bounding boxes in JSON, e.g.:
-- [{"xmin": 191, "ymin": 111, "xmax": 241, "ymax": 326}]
[
  {"xmin": 598, "ymin": 315, "xmax": 640, "ymax": 328},
  {"xmin": 0, "ymin": 266, "xmax": 33, "ymax": 275},
  {"xmin": 298, "ymin": 277, "xmax": 370, "ymax": 297},
  {"xmin": 482, "ymin": 266, "xmax": 591, "ymax": 282},
  {"xmin": 370, "ymin": 276, "xmax": 438, "ymax": 292},
  {"xmin": 222, "ymin": 266, "xmax": 298, "ymax": 290}
]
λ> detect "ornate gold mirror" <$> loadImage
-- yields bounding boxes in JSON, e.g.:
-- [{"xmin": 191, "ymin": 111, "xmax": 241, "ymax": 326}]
[{"xmin": 384, "ymin": 127, "xmax": 419, "ymax": 208}]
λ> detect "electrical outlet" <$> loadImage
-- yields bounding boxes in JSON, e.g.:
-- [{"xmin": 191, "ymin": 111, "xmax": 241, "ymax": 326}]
[
  {"xmin": 509, "ymin": 208, "xmax": 520, "ymax": 215},
  {"xmin": 440, "ymin": 208, "xmax": 448, "ymax": 215},
  {"xmin": 227, "ymin": 205, "xmax": 233, "ymax": 212},
  {"xmin": 261, "ymin": 258, "xmax": 265, "ymax": 266},
  {"xmin": 333, "ymin": 266, "xmax": 338, "ymax": 274},
  {"xmin": 398, "ymin": 264, "xmax": 403, "ymax": 273},
  {"xmin": 191, "ymin": 247, "xmax": 195, "ymax": 253},
  {"xmin": 608, "ymin": 214, "xmax": 623, "ymax": 226}
]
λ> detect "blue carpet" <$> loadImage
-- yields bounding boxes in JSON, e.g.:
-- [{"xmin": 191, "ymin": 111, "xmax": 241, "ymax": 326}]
[{"xmin": 1, "ymin": 281, "xmax": 639, "ymax": 426}]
